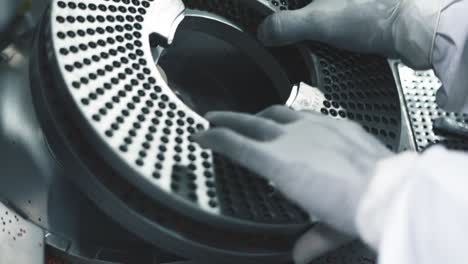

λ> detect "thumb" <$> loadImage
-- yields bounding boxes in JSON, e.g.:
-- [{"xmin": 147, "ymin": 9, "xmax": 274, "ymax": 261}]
[
  {"xmin": 257, "ymin": 6, "xmax": 323, "ymax": 46},
  {"xmin": 293, "ymin": 224, "xmax": 353, "ymax": 264},
  {"xmin": 257, "ymin": 9, "xmax": 309, "ymax": 46},
  {"xmin": 435, "ymin": 86, "xmax": 448, "ymax": 110}
]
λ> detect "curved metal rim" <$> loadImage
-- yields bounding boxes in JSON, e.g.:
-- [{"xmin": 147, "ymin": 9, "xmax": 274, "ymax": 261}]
[
  {"xmin": 30, "ymin": 7, "xmax": 306, "ymax": 263},
  {"xmin": 47, "ymin": 0, "xmax": 311, "ymax": 233}
]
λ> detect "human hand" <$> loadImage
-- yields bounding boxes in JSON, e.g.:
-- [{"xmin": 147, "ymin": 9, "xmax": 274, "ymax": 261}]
[
  {"xmin": 195, "ymin": 105, "xmax": 392, "ymax": 262},
  {"xmin": 258, "ymin": 0, "xmax": 441, "ymax": 69}
]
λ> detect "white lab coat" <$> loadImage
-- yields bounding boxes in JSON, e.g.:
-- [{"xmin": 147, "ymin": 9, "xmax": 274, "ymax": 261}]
[
  {"xmin": 356, "ymin": 0, "xmax": 468, "ymax": 262},
  {"xmin": 357, "ymin": 148, "xmax": 468, "ymax": 264}
]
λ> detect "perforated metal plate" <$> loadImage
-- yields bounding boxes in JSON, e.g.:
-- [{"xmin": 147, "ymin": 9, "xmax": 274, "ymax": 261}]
[
  {"xmin": 398, "ymin": 63, "xmax": 468, "ymax": 151},
  {"xmin": 47, "ymin": 0, "xmax": 315, "ymax": 228},
  {"xmin": 51, "ymin": 0, "xmax": 224, "ymax": 216},
  {"xmin": 33, "ymin": 29, "xmax": 300, "ymax": 263},
  {"xmin": 302, "ymin": 44, "xmax": 402, "ymax": 151},
  {"xmin": 31, "ymin": 0, "xmax": 403, "ymax": 262},
  {"xmin": 32, "ymin": 1, "xmax": 311, "ymax": 263}
]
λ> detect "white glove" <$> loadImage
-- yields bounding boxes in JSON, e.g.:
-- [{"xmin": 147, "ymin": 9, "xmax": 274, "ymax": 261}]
[
  {"xmin": 432, "ymin": 0, "xmax": 468, "ymax": 113},
  {"xmin": 195, "ymin": 106, "xmax": 392, "ymax": 263},
  {"xmin": 258, "ymin": 0, "xmax": 442, "ymax": 70}
]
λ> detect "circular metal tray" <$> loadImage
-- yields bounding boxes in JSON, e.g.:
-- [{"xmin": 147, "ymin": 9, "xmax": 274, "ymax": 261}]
[
  {"xmin": 30, "ymin": 0, "xmax": 402, "ymax": 262},
  {"xmin": 45, "ymin": 0, "xmax": 309, "ymax": 231}
]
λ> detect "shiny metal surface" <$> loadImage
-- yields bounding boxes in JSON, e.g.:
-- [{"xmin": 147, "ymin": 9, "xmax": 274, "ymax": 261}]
[
  {"xmin": 397, "ymin": 63, "xmax": 468, "ymax": 151},
  {"xmin": 388, "ymin": 60, "xmax": 417, "ymax": 152},
  {"xmin": 47, "ymin": 0, "xmax": 303, "ymax": 225},
  {"xmin": 0, "ymin": 202, "xmax": 44, "ymax": 264},
  {"xmin": 43, "ymin": 0, "xmax": 310, "ymax": 234},
  {"xmin": 0, "ymin": 46, "xmax": 173, "ymax": 263},
  {"xmin": 147, "ymin": 0, "xmax": 185, "ymax": 46},
  {"xmin": 32, "ymin": 1, "xmax": 309, "ymax": 262}
]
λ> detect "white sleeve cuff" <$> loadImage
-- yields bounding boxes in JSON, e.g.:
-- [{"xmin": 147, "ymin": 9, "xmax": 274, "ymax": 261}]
[{"xmin": 355, "ymin": 151, "xmax": 419, "ymax": 249}]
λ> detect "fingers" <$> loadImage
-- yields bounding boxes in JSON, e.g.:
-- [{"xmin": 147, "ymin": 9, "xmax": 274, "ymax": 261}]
[
  {"xmin": 257, "ymin": 9, "xmax": 309, "ymax": 46},
  {"xmin": 257, "ymin": 4, "xmax": 325, "ymax": 46},
  {"xmin": 257, "ymin": 105, "xmax": 304, "ymax": 124},
  {"xmin": 294, "ymin": 112, "xmax": 392, "ymax": 156},
  {"xmin": 205, "ymin": 111, "xmax": 283, "ymax": 141},
  {"xmin": 435, "ymin": 86, "xmax": 448, "ymax": 110},
  {"xmin": 436, "ymin": 84, "xmax": 468, "ymax": 113},
  {"xmin": 293, "ymin": 225, "xmax": 352, "ymax": 264},
  {"xmin": 194, "ymin": 128, "xmax": 271, "ymax": 174}
]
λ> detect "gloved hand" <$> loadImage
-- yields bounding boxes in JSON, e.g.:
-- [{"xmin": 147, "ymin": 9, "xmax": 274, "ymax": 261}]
[
  {"xmin": 257, "ymin": 0, "xmax": 442, "ymax": 69},
  {"xmin": 195, "ymin": 105, "xmax": 393, "ymax": 263},
  {"xmin": 431, "ymin": 0, "xmax": 468, "ymax": 113}
]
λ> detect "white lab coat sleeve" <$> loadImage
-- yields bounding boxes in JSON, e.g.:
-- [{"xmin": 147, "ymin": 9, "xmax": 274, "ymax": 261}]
[
  {"xmin": 355, "ymin": 146, "xmax": 468, "ymax": 264},
  {"xmin": 432, "ymin": 0, "xmax": 468, "ymax": 113}
]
